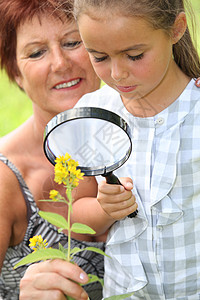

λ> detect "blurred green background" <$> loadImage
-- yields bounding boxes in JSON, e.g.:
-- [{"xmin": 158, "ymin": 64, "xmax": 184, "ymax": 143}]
[{"xmin": 0, "ymin": 0, "xmax": 200, "ymax": 137}]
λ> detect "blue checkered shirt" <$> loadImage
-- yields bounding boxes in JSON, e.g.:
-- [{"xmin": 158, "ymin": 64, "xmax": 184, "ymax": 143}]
[{"xmin": 76, "ymin": 79, "xmax": 200, "ymax": 299}]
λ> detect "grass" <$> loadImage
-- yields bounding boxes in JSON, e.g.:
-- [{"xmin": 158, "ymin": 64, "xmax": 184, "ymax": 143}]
[
  {"xmin": 0, "ymin": 0, "xmax": 200, "ymax": 137},
  {"xmin": 0, "ymin": 72, "xmax": 32, "ymax": 137}
]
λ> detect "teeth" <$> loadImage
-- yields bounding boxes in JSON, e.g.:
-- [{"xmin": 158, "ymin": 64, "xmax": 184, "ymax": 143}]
[{"xmin": 54, "ymin": 79, "xmax": 80, "ymax": 89}]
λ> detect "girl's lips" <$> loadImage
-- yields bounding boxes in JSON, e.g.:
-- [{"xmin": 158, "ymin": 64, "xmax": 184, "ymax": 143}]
[{"xmin": 115, "ymin": 85, "xmax": 137, "ymax": 93}]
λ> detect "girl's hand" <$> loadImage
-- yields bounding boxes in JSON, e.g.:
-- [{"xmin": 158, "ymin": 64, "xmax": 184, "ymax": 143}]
[
  {"xmin": 19, "ymin": 259, "xmax": 89, "ymax": 300},
  {"xmin": 97, "ymin": 177, "xmax": 138, "ymax": 220}
]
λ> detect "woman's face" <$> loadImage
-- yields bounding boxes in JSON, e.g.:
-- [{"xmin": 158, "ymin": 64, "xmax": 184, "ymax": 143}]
[{"xmin": 15, "ymin": 14, "xmax": 100, "ymax": 118}]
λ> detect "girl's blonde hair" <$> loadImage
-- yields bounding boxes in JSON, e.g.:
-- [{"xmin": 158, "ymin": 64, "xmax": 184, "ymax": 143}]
[{"xmin": 74, "ymin": 0, "xmax": 200, "ymax": 78}]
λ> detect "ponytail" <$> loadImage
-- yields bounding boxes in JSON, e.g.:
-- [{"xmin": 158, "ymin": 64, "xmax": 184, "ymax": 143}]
[
  {"xmin": 173, "ymin": 0, "xmax": 200, "ymax": 78},
  {"xmin": 173, "ymin": 27, "xmax": 200, "ymax": 78}
]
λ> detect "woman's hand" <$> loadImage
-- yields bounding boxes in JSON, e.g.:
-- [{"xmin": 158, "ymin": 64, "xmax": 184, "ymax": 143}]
[
  {"xmin": 97, "ymin": 177, "xmax": 138, "ymax": 220},
  {"xmin": 19, "ymin": 259, "xmax": 89, "ymax": 300}
]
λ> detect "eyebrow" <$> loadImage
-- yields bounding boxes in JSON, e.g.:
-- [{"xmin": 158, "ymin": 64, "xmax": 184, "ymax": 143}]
[
  {"xmin": 22, "ymin": 29, "xmax": 79, "ymax": 50},
  {"xmin": 86, "ymin": 44, "xmax": 146, "ymax": 55}
]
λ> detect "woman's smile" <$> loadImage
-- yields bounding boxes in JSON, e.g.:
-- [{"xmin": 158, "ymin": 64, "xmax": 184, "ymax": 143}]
[{"xmin": 53, "ymin": 78, "xmax": 81, "ymax": 90}]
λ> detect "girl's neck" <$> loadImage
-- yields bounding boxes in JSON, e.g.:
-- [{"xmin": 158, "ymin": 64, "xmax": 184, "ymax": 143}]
[{"xmin": 122, "ymin": 62, "xmax": 191, "ymax": 118}]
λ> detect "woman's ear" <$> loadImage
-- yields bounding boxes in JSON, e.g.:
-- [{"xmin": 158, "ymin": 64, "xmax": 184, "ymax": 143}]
[
  {"xmin": 172, "ymin": 12, "xmax": 187, "ymax": 44},
  {"xmin": 15, "ymin": 75, "xmax": 23, "ymax": 89}
]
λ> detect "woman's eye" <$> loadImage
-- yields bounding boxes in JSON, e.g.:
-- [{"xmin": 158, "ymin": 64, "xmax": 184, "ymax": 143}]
[
  {"xmin": 63, "ymin": 41, "xmax": 82, "ymax": 49},
  {"xmin": 29, "ymin": 50, "xmax": 46, "ymax": 59},
  {"xmin": 93, "ymin": 56, "xmax": 108, "ymax": 63},
  {"xmin": 128, "ymin": 53, "xmax": 144, "ymax": 61}
]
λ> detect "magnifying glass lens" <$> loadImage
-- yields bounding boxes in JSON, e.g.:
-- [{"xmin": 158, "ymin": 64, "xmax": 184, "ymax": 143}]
[{"xmin": 47, "ymin": 118, "xmax": 131, "ymax": 175}]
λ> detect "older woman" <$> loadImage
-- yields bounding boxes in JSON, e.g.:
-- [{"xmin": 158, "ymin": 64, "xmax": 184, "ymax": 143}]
[{"xmin": 0, "ymin": 0, "xmax": 104, "ymax": 299}]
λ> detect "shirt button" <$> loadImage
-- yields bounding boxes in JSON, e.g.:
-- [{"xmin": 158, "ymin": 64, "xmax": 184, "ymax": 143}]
[
  {"xmin": 157, "ymin": 226, "xmax": 163, "ymax": 231},
  {"xmin": 156, "ymin": 117, "xmax": 165, "ymax": 125}
]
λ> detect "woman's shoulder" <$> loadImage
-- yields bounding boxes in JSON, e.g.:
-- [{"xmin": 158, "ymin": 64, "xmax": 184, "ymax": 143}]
[
  {"xmin": 0, "ymin": 119, "xmax": 34, "ymax": 179},
  {"xmin": 0, "ymin": 116, "xmax": 33, "ymax": 153},
  {"xmin": 0, "ymin": 124, "xmax": 26, "ymax": 153},
  {"xmin": 0, "ymin": 154, "xmax": 27, "ymax": 207},
  {"xmin": 0, "ymin": 155, "xmax": 21, "ymax": 190}
]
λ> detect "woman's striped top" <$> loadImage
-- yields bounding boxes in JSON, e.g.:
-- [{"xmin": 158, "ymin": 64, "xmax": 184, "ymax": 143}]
[{"xmin": 0, "ymin": 153, "xmax": 104, "ymax": 300}]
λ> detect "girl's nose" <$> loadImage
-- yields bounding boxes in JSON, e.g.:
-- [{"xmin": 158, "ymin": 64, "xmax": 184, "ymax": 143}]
[
  {"xmin": 51, "ymin": 48, "xmax": 71, "ymax": 72},
  {"xmin": 111, "ymin": 59, "xmax": 128, "ymax": 82}
]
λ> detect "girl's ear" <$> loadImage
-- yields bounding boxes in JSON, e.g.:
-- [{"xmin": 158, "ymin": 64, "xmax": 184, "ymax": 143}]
[{"xmin": 172, "ymin": 12, "xmax": 187, "ymax": 44}]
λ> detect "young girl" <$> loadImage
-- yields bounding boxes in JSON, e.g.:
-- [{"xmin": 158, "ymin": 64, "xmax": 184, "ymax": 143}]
[{"xmin": 72, "ymin": 0, "xmax": 200, "ymax": 298}]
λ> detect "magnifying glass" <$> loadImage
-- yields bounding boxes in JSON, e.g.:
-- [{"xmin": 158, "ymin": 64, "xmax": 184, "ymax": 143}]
[{"xmin": 43, "ymin": 107, "xmax": 137, "ymax": 218}]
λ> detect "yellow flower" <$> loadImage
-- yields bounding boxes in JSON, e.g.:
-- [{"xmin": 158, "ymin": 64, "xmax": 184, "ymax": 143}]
[
  {"xmin": 54, "ymin": 163, "xmax": 69, "ymax": 184},
  {"xmin": 55, "ymin": 153, "xmax": 71, "ymax": 164},
  {"xmin": 75, "ymin": 169, "xmax": 84, "ymax": 180},
  {"xmin": 68, "ymin": 165, "xmax": 76, "ymax": 174},
  {"xmin": 49, "ymin": 189, "xmax": 59, "ymax": 201},
  {"xmin": 68, "ymin": 159, "xmax": 79, "ymax": 168},
  {"xmin": 54, "ymin": 153, "xmax": 84, "ymax": 188},
  {"xmin": 29, "ymin": 235, "xmax": 48, "ymax": 251},
  {"xmin": 72, "ymin": 178, "xmax": 79, "ymax": 188}
]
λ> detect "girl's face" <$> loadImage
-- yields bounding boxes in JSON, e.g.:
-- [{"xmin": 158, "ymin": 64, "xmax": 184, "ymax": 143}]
[
  {"xmin": 78, "ymin": 12, "xmax": 183, "ymax": 113},
  {"xmin": 15, "ymin": 14, "xmax": 100, "ymax": 119}
]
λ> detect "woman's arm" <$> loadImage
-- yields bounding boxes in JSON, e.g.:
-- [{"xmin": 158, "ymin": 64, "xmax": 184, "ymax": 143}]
[{"xmin": 0, "ymin": 162, "xmax": 27, "ymax": 271}]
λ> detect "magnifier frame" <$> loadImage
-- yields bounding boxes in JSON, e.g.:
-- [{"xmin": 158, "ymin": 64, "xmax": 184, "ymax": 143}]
[
  {"xmin": 43, "ymin": 107, "xmax": 132, "ymax": 176},
  {"xmin": 44, "ymin": 107, "xmax": 138, "ymax": 218}
]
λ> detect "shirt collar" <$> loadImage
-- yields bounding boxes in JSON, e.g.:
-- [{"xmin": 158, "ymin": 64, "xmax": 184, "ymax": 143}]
[{"xmin": 119, "ymin": 79, "xmax": 200, "ymax": 135}]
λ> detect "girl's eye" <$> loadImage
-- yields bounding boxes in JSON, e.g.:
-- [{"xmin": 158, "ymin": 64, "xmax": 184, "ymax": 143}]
[
  {"xmin": 127, "ymin": 53, "xmax": 144, "ymax": 61},
  {"xmin": 29, "ymin": 50, "xmax": 46, "ymax": 59},
  {"xmin": 63, "ymin": 41, "xmax": 82, "ymax": 49},
  {"xmin": 93, "ymin": 56, "xmax": 108, "ymax": 63}
]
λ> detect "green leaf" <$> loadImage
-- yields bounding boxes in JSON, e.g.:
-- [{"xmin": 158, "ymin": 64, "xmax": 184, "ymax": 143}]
[
  {"xmin": 87, "ymin": 274, "xmax": 104, "ymax": 286},
  {"xmin": 38, "ymin": 199, "xmax": 52, "ymax": 202},
  {"xmin": 80, "ymin": 273, "xmax": 103, "ymax": 287},
  {"xmin": 70, "ymin": 247, "xmax": 82, "ymax": 255},
  {"xmin": 14, "ymin": 248, "xmax": 68, "ymax": 269},
  {"xmin": 66, "ymin": 297, "xmax": 90, "ymax": 300},
  {"xmin": 83, "ymin": 247, "xmax": 110, "ymax": 258},
  {"xmin": 104, "ymin": 292, "xmax": 134, "ymax": 300},
  {"xmin": 39, "ymin": 211, "xmax": 68, "ymax": 229},
  {"xmin": 70, "ymin": 246, "xmax": 110, "ymax": 259},
  {"xmin": 71, "ymin": 223, "xmax": 96, "ymax": 235},
  {"xmin": 59, "ymin": 243, "xmax": 68, "ymax": 255},
  {"xmin": 39, "ymin": 199, "xmax": 67, "ymax": 203}
]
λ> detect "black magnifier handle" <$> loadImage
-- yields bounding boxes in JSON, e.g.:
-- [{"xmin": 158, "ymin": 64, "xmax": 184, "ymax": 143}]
[
  {"xmin": 105, "ymin": 171, "xmax": 121, "ymax": 185},
  {"xmin": 103, "ymin": 171, "xmax": 138, "ymax": 218}
]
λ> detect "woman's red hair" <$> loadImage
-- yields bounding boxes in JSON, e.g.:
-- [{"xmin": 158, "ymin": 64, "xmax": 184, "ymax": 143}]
[{"xmin": 0, "ymin": 0, "xmax": 74, "ymax": 82}]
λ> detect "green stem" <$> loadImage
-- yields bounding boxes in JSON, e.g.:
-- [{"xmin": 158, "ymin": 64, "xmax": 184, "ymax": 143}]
[
  {"xmin": 66, "ymin": 182, "xmax": 72, "ymax": 262},
  {"xmin": 67, "ymin": 207, "xmax": 71, "ymax": 262}
]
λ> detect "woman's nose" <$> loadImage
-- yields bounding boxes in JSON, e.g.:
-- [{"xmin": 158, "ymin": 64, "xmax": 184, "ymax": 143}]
[
  {"xmin": 111, "ymin": 59, "xmax": 128, "ymax": 82},
  {"xmin": 51, "ymin": 48, "xmax": 71, "ymax": 72}
]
